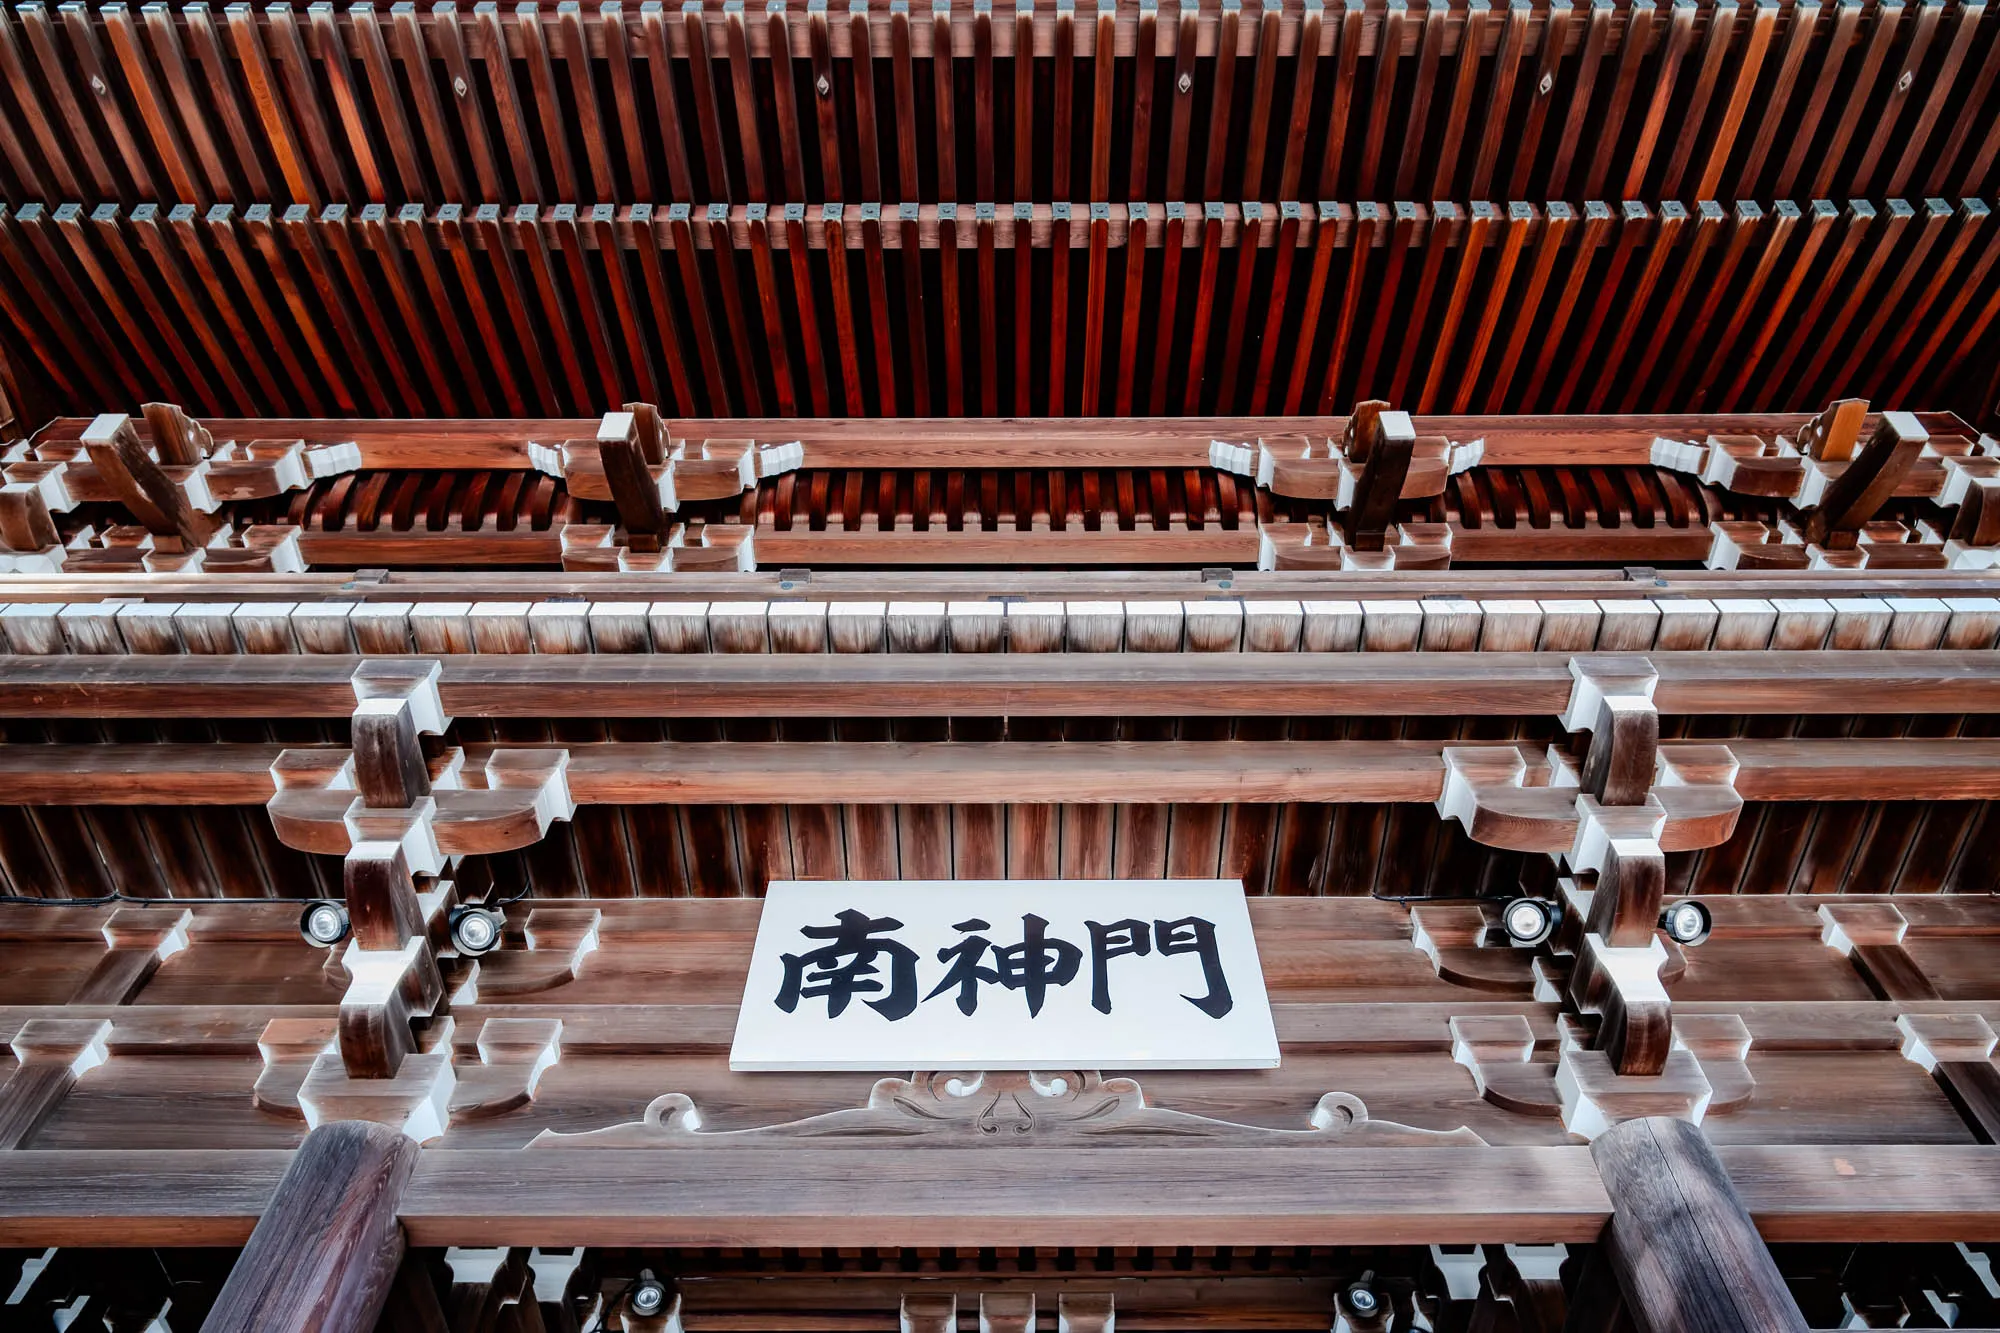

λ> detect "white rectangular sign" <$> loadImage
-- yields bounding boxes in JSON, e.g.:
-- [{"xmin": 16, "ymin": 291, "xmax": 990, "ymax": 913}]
[{"xmin": 730, "ymin": 879, "xmax": 1279, "ymax": 1071}]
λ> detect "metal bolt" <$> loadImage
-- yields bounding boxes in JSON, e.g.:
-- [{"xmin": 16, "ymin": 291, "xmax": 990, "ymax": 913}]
[
  {"xmin": 817, "ymin": 73, "xmax": 833, "ymax": 96},
  {"xmin": 1538, "ymin": 70, "xmax": 1553, "ymax": 95},
  {"xmin": 1177, "ymin": 70, "xmax": 1192, "ymax": 94},
  {"xmin": 454, "ymin": 75, "xmax": 469, "ymax": 96}
]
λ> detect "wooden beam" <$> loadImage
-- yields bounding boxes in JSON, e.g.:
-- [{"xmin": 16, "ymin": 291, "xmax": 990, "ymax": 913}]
[
  {"xmin": 5, "ymin": 653, "xmax": 2000, "ymax": 720},
  {"xmin": 1592, "ymin": 1118, "xmax": 1809, "ymax": 1333},
  {"xmin": 200, "ymin": 1122, "xmax": 420, "ymax": 1333},
  {"xmin": 12, "ymin": 738, "xmax": 2000, "ymax": 805},
  {"xmin": 398, "ymin": 1146, "xmax": 1612, "ymax": 1247},
  {"xmin": 31, "ymin": 411, "xmax": 1977, "ymax": 473}
]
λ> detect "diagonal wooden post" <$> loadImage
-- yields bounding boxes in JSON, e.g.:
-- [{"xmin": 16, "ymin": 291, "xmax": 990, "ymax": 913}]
[
  {"xmin": 200, "ymin": 1121, "xmax": 419, "ymax": 1333},
  {"xmin": 1576, "ymin": 1116, "xmax": 1808, "ymax": 1333}
]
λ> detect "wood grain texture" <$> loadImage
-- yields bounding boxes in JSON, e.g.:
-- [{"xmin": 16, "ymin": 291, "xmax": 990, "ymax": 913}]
[{"xmin": 201, "ymin": 1121, "xmax": 419, "ymax": 1333}]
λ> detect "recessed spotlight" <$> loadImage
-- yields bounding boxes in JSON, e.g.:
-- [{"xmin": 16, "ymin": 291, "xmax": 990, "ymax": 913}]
[
  {"xmin": 1659, "ymin": 900, "xmax": 1713, "ymax": 947},
  {"xmin": 449, "ymin": 905, "xmax": 504, "ymax": 957},
  {"xmin": 1500, "ymin": 896, "xmax": 1556, "ymax": 946},
  {"xmin": 298, "ymin": 900, "xmax": 350, "ymax": 947}
]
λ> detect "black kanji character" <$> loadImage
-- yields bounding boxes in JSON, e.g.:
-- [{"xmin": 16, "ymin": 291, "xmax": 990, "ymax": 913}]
[
  {"xmin": 1085, "ymin": 917, "xmax": 1152, "ymax": 1014},
  {"xmin": 1155, "ymin": 915, "xmax": 1233, "ymax": 1018},
  {"xmin": 776, "ymin": 908, "xmax": 920, "ymax": 1020},
  {"xmin": 924, "ymin": 914, "xmax": 1083, "ymax": 1016}
]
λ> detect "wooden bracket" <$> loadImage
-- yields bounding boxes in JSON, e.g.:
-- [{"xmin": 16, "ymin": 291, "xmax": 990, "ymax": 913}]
[
  {"xmin": 1567, "ymin": 932, "xmax": 1672, "ymax": 1076},
  {"xmin": 78, "ymin": 412, "xmax": 217, "ymax": 550},
  {"xmin": 297, "ymin": 1047, "xmax": 456, "ymax": 1144},
  {"xmin": 455, "ymin": 907, "xmax": 601, "ymax": 1001},
  {"xmin": 449, "ymin": 1018, "xmax": 564, "ymax": 1121},
  {"xmin": 351, "ymin": 659, "xmax": 449, "ymax": 735},
  {"xmin": 1673, "ymin": 1012, "xmax": 1755, "ymax": 1115},
  {"xmin": 68, "ymin": 906, "xmax": 192, "ymax": 1004},
  {"xmin": 1898, "ymin": 1013, "xmax": 2000, "ymax": 1142},
  {"xmin": 1800, "ymin": 410, "xmax": 1929, "ymax": 547},
  {"xmin": 1449, "ymin": 1014, "xmax": 1561, "ymax": 1114},
  {"xmin": 1409, "ymin": 903, "xmax": 1538, "ymax": 993},
  {"xmin": 1820, "ymin": 901, "xmax": 1939, "ymax": 1000},
  {"xmin": 0, "ymin": 1018, "xmax": 111, "ymax": 1149},
  {"xmin": 336, "ymin": 935, "xmax": 445, "ymax": 1078},
  {"xmin": 1554, "ymin": 1044, "xmax": 1712, "ymax": 1140}
]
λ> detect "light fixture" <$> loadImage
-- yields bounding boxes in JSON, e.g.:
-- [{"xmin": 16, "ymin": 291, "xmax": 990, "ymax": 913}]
[
  {"xmin": 1659, "ymin": 899, "xmax": 1713, "ymax": 947},
  {"xmin": 298, "ymin": 900, "xmax": 350, "ymax": 947},
  {"xmin": 629, "ymin": 1271, "xmax": 669, "ymax": 1318},
  {"xmin": 1499, "ymin": 896, "xmax": 1557, "ymax": 947},
  {"xmin": 1341, "ymin": 1281, "xmax": 1382, "ymax": 1320},
  {"xmin": 449, "ymin": 905, "xmax": 505, "ymax": 957}
]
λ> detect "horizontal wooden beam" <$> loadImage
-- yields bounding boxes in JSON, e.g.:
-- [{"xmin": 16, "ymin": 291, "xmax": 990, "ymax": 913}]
[
  {"xmin": 9, "ymin": 739, "xmax": 2000, "ymax": 805},
  {"xmin": 34, "ymin": 412, "xmax": 1974, "ymax": 471},
  {"xmin": 4, "ymin": 1143, "xmax": 1998, "ymax": 1249},
  {"xmin": 3, "ymin": 652, "xmax": 1998, "ymax": 720}
]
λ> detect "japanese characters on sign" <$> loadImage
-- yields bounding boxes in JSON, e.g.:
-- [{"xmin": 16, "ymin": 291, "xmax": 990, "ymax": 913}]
[{"xmin": 731, "ymin": 880, "xmax": 1279, "ymax": 1071}]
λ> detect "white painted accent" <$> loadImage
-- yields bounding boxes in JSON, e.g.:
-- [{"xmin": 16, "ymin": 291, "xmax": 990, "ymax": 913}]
[
  {"xmin": 306, "ymin": 442, "xmax": 363, "ymax": 478},
  {"xmin": 1560, "ymin": 658, "xmax": 1658, "ymax": 734},
  {"xmin": 351, "ymin": 659, "xmax": 447, "ymax": 735},
  {"xmin": 1210, "ymin": 439, "xmax": 1255, "ymax": 475},
  {"xmin": 757, "ymin": 440, "xmax": 806, "ymax": 476},
  {"xmin": 1650, "ymin": 436, "xmax": 1708, "ymax": 472}
]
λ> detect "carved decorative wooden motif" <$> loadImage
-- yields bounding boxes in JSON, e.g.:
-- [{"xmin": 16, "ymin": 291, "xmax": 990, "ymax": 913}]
[{"xmin": 532, "ymin": 1070, "xmax": 1486, "ymax": 1148}]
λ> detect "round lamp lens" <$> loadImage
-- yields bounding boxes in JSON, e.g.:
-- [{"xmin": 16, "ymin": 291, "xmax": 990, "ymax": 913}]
[
  {"xmin": 299, "ymin": 901, "xmax": 349, "ymax": 947},
  {"xmin": 1661, "ymin": 900, "xmax": 1712, "ymax": 946},
  {"xmin": 1501, "ymin": 897, "xmax": 1553, "ymax": 945}
]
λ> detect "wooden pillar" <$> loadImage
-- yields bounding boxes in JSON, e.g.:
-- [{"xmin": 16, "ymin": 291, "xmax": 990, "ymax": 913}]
[
  {"xmin": 200, "ymin": 1121, "xmax": 419, "ymax": 1333},
  {"xmin": 1580, "ymin": 1117, "xmax": 1807, "ymax": 1333}
]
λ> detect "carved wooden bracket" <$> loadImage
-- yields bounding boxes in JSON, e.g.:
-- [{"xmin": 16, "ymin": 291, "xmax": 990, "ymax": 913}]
[
  {"xmin": 454, "ymin": 908, "xmax": 601, "ymax": 1001},
  {"xmin": 1208, "ymin": 423, "xmax": 1477, "ymax": 504},
  {"xmin": 1255, "ymin": 518, "xmax": 1453, "ymax": 572},
  {"xmin": 1434, "ymin": 747, "xmax": 1741, "ymax": 855},
  {"xmin": 3, "ymin": 408, "xmax": 350, "ymax": 572},
  {"xmin": 1820, "ymin": 902, "xmax": 1939, "ymax": 1000},
  {"xmin": 1649, "ymin": 405, "xmax": 1976, "ymax": 570},
  {"xmin": 268, "ymin": 750, "xmax": 574, "ymax": 859},
  {"xmin": 1555, "ymin": 1046, "xmax": 1712, "ymax": 1141},
  {"xmin": 68, "ymin": 906, "xmax": 192, "ymax": 1005},
  {"xmin": 1450, "ymin": 1015, "xmax": 1560, "ymax": 1114},
  {"xmin": 531, "ymin": 1071, "xmax": 1486, "ymax": 1148},
  {"xmin": 0, "ymin": 1018, "xmax": 110, "ymax": 1149},
  {"xmin": 1410, "ymin": 905, "xmax": 1538, "ymax": 994},
  {"xmin": 450, "ymin": 1018, "xmax": 564, "ymax": 1120}
]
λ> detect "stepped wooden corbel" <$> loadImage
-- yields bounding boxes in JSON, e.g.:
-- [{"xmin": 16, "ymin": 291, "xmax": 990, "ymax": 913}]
[
  {"xmin": 545, "ymin": 407, "xmax": 798, "ymax": 572},
  {"xmin": 267, "ymin": 662, "xmax": 575, "ymax": 859},
  {"xmin": 454, "ymin": 907, "xmax": 601, "ymax": 1000},
  {"xmin": 80, "ymin": 411, "xmax": 216, "ymax": 560},
  {"xmin": 1819, "ymin": 901, "xmax": 1937, "ymax": 1000},
  {"xmin": 67, "ymin": 906, "xmax": 192, "ymax": 1004},
  {"xmin": 1450, "ymin": 1014, "xmax": 1561, "ymax": 1113},
  {"xmin": 1898, "ymin": 1013, "xmax": 2000, "ymax": 1142},
  {"xmin": 448, "ymin": 1018, "xmax": 564, "ymax": 1120},
  {"xmin": 1243, "ymin": 406, "xmax": 1457, "ymax": 571},
  {"xmin": 0, "ymin": 1018, "xmax": 111, "ymax": 1148},
  {"xmin": 293, "ymin": 839, "xmax": 458, "ymax": 1141},
  {"xmin": 1798, "ymin": 411, "xmax": 1929, "ymax": 550},
  {"xmin": 0, "ymin": 476, "xmax": 62, "ymax": 570},
  {"xmin": 1410, "ymin": 903, "xmax": 1539, "ymax": 993}
]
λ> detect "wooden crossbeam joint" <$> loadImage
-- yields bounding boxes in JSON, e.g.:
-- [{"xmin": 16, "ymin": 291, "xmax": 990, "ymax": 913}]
[
  {"xmin": 1342, "ymin": 406, "xmax": 1416, "ymax": 552},
  {"xmin": 79, "ymin": 412, "xmax": 214, "ymax": 551},
  {"xmin": 1802, "ymin": 410, "xmax": 1929, "ymax": 548}
]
